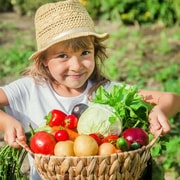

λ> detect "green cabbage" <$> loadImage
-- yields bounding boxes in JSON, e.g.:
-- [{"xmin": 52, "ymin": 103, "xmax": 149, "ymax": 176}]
[{"xmin": 77, "ymin": 103, "xmax": 122, "ymax": 136}]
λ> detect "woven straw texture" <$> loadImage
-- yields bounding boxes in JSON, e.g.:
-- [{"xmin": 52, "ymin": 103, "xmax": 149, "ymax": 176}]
[
  {"xmin": 35, "ymin": 0, "xmax": 95, "ymax": 50},
  {"xmin": 17, "ymin": 132, "xmax": 160, "ymax": 180},
  {"xmin": 34, "ymin": 146, "xmax": 151, "ymax": 180}
]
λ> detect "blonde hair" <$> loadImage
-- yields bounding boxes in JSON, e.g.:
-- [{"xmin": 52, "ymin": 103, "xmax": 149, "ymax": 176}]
[{"xmin": 22, "ymin": 36, "xmax": 109, "ymax": 94}]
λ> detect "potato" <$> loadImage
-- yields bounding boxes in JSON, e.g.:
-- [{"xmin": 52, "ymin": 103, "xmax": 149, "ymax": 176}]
[
  {"xmin": 98, "ymin": 143, "xmax": 118, "ymax": 155},
  {"xmin": 54, "ymin": 140, "xmax": 75, "ymax": 156},
  {"xmin": 74, "ymin": 134, "xmax": 98, "ymax": 156}
]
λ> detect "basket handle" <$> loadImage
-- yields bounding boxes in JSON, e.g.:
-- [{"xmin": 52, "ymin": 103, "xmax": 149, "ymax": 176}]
[
  {"xmin": 147, "ymin": 128, "xmax": 162, "ymax": 148},
  {"xmin": 16, "ymin": 138, "xmax": 34, "ymax": 157}
]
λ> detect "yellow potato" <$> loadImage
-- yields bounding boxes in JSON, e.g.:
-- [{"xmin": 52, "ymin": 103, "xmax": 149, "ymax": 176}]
[
  {"xmin": 54, "ymin": 140, "xmax": 75, "ymax": 156},
  {"xmin": 74, "ymin": 134, "xmax": 98, "ymax": 156},
  {"xmin": 98, "ymin": 143, "xmax": 118, "ymax": 155}
]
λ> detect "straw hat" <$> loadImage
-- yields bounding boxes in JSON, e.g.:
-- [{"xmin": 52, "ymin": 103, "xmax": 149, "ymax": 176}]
[{"xmin": 29, "ymin": 0, "xmax": 109, "ymax": 60}]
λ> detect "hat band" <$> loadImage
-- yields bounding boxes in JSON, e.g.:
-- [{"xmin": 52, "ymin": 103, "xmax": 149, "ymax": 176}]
[{"xmin": 39, "ymin": 27, "xmax": 95, "ymax": 50}]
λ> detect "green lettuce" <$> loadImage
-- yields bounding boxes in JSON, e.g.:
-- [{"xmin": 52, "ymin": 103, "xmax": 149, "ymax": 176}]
[
  {"xmin": 77, "ymin": 83, "xmax": 153, "ymax": 136},
  {"xmin": 92, "ymin": 83, "xmax": 153, "ymax": 131},
  {"xmin": 77, "ymin": 103, "xmax": 122, "ymax": 136}
]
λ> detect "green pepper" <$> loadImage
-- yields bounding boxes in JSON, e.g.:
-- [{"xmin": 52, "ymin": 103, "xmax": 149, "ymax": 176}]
[
  {"xmin": 116, "ymin": 137, "xmax": 130, "ymax": 151},
  {"xmin": 131, "ymin": 142, "xmax": 141, "ymax": 150}
]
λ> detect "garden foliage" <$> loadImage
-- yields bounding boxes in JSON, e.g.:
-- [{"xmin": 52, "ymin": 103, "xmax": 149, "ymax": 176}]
[{"xmin": 1, "ymin": 0, "xmax": 180, "ymax": 26}]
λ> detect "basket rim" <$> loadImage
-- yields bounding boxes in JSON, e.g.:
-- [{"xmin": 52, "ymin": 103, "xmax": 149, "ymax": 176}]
[{"xmin": 34, "ymin": 145, "xmax": 148, "ymax": 159}]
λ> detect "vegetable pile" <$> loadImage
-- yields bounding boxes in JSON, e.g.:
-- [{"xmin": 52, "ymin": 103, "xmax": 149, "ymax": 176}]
[
  {"xmin": 28, "ymin": 83, "xmax": 153, "ymax": 156},
  {"xmin": 0, "ymin": 83, "xmax": 154, "ymax": 178},
  {"xmin": 28, "ymin": 126, "xmax": 149, "ymax": 157}
]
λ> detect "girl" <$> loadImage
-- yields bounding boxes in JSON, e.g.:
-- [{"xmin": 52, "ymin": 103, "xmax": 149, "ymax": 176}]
[{"xmin": 0, "ymin": 0, "xmax": 180, "ymax": 179}]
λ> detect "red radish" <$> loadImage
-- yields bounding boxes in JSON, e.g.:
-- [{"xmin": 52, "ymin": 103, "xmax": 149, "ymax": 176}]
[{"xmin": 122, "ymin": 128, "xmax": 149, "ymax": 147}]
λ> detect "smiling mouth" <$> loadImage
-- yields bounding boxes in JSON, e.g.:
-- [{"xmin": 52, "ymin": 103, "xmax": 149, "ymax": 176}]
[{"xmin": 66, "ymin": 73, "xmax": 84, "ymax": 79}]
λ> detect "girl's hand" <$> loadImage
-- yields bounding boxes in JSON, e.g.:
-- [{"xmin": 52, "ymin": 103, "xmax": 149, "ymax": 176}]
[
  {"xmin": 3, "ymin": 119, "xmax": 26, "ymax": 148},
  {"xmin": 148, "ymin": 105, "xmax": 171, "ymax": 136}
]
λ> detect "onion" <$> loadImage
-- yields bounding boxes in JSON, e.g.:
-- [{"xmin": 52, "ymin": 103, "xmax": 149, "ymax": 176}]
[{"xmin": 122, "ymin": 128, "xmax": 149, "ymax": 147}]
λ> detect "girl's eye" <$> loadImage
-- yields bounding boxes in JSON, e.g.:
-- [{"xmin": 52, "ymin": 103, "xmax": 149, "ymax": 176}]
[
  {"xmin": 57, "ymin": 54, "xmax": 68, "ymax": 58},
  {"xmin": 81, "ymin": 51, "xmax": 90, "ymax": 56}
]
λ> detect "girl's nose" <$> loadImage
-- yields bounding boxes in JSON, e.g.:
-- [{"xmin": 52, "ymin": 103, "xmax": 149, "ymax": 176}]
[{"xmin": 69, "ymin": 56, "xmax": 81, "ymax": 70}]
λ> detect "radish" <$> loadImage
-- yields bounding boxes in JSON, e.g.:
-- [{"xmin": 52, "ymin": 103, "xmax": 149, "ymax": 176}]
[{"xmin": 122, "ymin": 128, "xmax": 149, "ymax": 149}]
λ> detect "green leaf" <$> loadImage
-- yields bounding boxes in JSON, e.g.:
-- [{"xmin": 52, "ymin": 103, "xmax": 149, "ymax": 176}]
[{"xmin": 92, "ymin": 83, "xmax": 153, "ymax": 131}]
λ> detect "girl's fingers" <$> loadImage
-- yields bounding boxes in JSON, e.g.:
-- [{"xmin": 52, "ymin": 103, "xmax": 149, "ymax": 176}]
[
  {"xmin": 4, "ymin": 126, "xmax": 26, "ymax": 148},
  {"xmin": 16, "ymin": 126, "xmax": 26, "ymax": 141},
  {"xmin": 4, "ymin": 131, "xmax": 19, "ymax": 148},
  {"xmin": 157, "ymin": 113, "xmax": 171, "ymax": 135},
  {"xmin": 148, "ymin": 111, "xmax": 161, "ymax": 133},
  {"xmin": 149, "ymin": 109, "xmax": 171, "ymax": 135},
  {"xmin": 149, "ymin": 118, "xmax": 161, "ymax": 135}
]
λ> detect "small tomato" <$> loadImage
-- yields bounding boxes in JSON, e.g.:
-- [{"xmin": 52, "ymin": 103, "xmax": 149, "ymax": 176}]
[
  {"xmin": 89, "ymin": 133, "xmax": 104, "ymax": 145},
  {"xmin": 55, "ymin": 129, "xmax": 69, "ymax": 142},
  {"xmin": 101, "ymin": 135, "xmax": 119, "ymax": 145}
]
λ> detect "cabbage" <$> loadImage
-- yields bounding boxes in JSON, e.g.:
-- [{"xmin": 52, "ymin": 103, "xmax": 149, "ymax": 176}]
[{"xmin": 77, "ymin": 103, "xmax": 122, "ymax": 136}]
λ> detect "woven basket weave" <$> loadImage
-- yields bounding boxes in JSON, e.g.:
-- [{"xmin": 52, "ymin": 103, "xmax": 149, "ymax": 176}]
[{"xmin": 17, "ymin": 130, "xmax": 161, "ymax": 180}]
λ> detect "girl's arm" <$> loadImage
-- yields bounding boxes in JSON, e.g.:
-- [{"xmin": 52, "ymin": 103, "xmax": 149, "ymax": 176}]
[
  {"xmin": 0, "ymin": 88, "xmax": 26, "ymax": 148},
  {"xmin": 139, "ymin": 90, "xmax": 180, "ymax": 135}
]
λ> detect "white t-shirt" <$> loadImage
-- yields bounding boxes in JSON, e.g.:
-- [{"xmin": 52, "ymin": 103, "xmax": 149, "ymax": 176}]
[
  {"xmin": 1, "ymin": 77, "xmax": 119, "ymax": 179},
  {"xmin": 2, "ymin": 77, "xmax": 96, "ymax": 131}
]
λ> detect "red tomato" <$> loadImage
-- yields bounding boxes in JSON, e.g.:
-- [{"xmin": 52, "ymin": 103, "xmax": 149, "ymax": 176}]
[
  {"xmin": 62, "ymin": 114, "xmax": 78, "ymax": 129},
  {"xmin": 102, "ymin": 135, "xmax": 119, "ymax": 145},
  {"xmin": 89, "ymin": 133, "xmax": 104, "ymax": 145},
  {"xmin": 30, "ymin": 131, "xmax": 56, "ymax": 155},
  {"xmin": 45, "ymin": 109, "xmax": 67, "ymax": 127},
  {"xmin": 55, "ymin": 129, "xmax": 69, "ymax": 142}
]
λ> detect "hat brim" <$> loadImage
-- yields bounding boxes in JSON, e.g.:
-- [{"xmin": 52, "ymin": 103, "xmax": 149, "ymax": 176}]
[{"xmin": 29, "ymin": 32, "xmax": 109, "ymax": 60}]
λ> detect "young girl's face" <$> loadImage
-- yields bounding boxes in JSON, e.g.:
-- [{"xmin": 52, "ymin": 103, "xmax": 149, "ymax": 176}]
[{"xmin": 44, "ymin": 38, "xmax": 95, "ymax": 95}]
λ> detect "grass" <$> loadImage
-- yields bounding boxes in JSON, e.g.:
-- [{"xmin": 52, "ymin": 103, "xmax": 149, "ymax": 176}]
[
  {"xmin": 103, "ymin": 23, "xmax": 180, "ymax": 92},
  {"xmin": 0, "ymin": 14, "xmax": 180, "ymax": 179}
]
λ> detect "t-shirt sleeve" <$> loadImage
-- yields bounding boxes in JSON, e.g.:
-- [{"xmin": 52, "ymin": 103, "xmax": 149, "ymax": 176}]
[
  {"xmin": 1, "ymin": 77, "xmax": 33, "ymax": 110},
  {"xmin": 0, "ymin": 77, "xmax": 38, "ymax": 130}
]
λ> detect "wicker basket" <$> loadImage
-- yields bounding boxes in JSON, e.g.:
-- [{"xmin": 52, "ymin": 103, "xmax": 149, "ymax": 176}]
[{"xmin": 17, "ymin": 130, "xmax": 161, "ymax": 180}]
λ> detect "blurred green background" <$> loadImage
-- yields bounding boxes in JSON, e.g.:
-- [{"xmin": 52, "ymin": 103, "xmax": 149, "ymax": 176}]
[{"xmin": 0, "ymin": 0, "xmax": 180, "ymax": 179}]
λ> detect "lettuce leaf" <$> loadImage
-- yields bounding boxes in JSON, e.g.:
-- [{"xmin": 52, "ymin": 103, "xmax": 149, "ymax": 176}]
[
  {"xmin": 92, "ymin": 83, "xmax": 153, "ymax": 131},
  {"xmin": 77, "ymin": 103, "xmax": 122, "ymax": 136}
]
